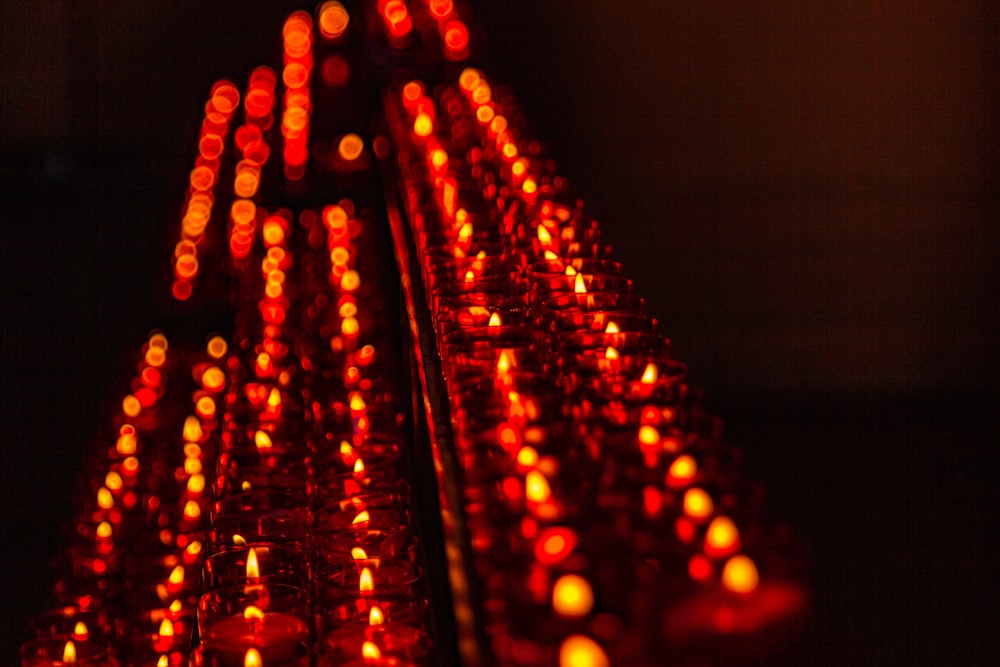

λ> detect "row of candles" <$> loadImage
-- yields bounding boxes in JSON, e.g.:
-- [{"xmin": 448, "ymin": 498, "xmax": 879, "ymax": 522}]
[
  {"xmin": 24, "ymin": 2, "xmax": 803, "ymax": 665},
  {"xmin": 22, "ymin": 2, "xmax": 462, "ymax": 665},
  {"xmin": 382, "ymin": 66, "xmax": 804, "ymax": 665}
]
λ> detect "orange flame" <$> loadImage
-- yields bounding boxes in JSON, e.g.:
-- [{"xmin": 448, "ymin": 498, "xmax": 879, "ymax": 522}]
[
  {"xmin": 525, "ymin": 471, "xmax": 551, "ymax": 504},
  {"xmin": 362, "ymin": 641, "xmax": 381, "ymax": 661},
  {"xmin": 244, "ymin": 605, "xmax": 264, "ymax": 622},
  {"xmin": 72, "ymin": 622, "xmax": 88, "ymax": 640},
  {"xmin": 641, "ymin": 362, "xmax": 659, "ymax": 384},
  {"xmin": 722, "ymin": 555, "xmax": 760, "ymax": 594},
  {"xmin": 552, "ymin": 574, "xmax": 594, "ymax": 618},
  {"xmin": 351, "ymin": 547, "xmax": 368, "ymax": 560},
  {"xmin": 244, "ymin": 647, "xmax": 263, "ymax": 667},
  {"xmin": 353, "ymin": 510, "xmax": 371, "ymax": 526},
  {"xmin": 558, "ymin": 635, "xmax": 609, "ymax": 667},
  {"xmin": 359, "ymin": 566, "xmax": 374, "ymax": 594},
  {"xmin": 488, "ymin": 312, "xmax": 502, "ymax": 327},
  {"xmin": 168, "ymin": 565, "xmax": 184, "ymax": 586},
  {"xmin": 604, "ymin": 346, "xmax": 620, "ymax": 360},
  {"xmin": 246, "ymin": 548, "xmax": 260, "ymax": 579},
  {"xmin": 604, "ymin": 321, "xmax": 620, "ymax": 334},
  {"xmin": 62, "ymin": 640, "xmax": 77, "ymax": 664},
  {"xmin": 369, "ymin": 605, "xmax": 385, "ymax": 626},
  {"xmin": 158, "ymin": 618, "xmax": 174, "ymax": 638}
]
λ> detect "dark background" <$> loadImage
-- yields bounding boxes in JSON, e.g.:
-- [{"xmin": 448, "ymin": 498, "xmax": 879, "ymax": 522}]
[{"xmin": 1, "ymin": 1, "xmax": 995, "ymax": 664}]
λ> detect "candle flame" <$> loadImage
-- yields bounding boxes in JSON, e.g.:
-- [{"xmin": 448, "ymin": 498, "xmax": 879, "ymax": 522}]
[
  {"xmin": 496, "ymin": 349, "xmax": 514, "ymax": 375},
  {"xmin": 488, "ymin": 312, "xmax": 502, "ymax": 327},
  {"xmin": 62, "ymin": 640, "xmax": 77, "ymax": 664},
  {"xmin": 340, "ymin": 440, "xmax": 356, "ymax": 462},
  {"xmin": 457, "ymin": 221, "xmax": 473, "ymax": 243},
  {"xmin": 641, "ymin": 362, "xmax": 658, "ymax": 384},
  {"xmin": 183, "ymin": 415, "xmax": 203, "ymax": 442},
  {"xmin": 604, "ymin": 346, "xmax": 620, "ymax": 360},
  {"xmin": 96, "ymin": 521, "xmax": 113, "ymax": 539},
  {"xmin": 564, "ymin": 265, "xmax": 577, "ymax": 276},
  {"xmin": 266, "ymin": 388, "xmax": 281, "ymax": 409},
  {"xmin": 158, "ymin": 618, "xmax": 174, "ymax": 638},
  {"xmin": 354, "ymin": 458, "xmax": 366, "ymax": 476},
  {"xmin": 97, "ymin": 487, "xmax": 114, "ymax": 510},
  {"xmin": 638, "ymin": 425, "xmax": 660, "ymax": 447},
  {"xmin": 464, "ymin": 269, "xmax": 476, "ymax": 284},
  {"xmin": 574, "ymin": 273, "xmax": 587, "ymax": 294},
  {"xmin": 604, "ymin": 321, "xmax": 620, "ymax": 334},
  {"xmin": 169, "ymin": 599, "xmax": 183, "ymax": 614},
  {"xmin": 254, "ymin": 430, "xmax": 274, "ymax": 449},
  {"xmin": 706, "ymin": 516, "xmax": 740, "ymax": 554},
  {"xmin": 233, "ymin": 534, "xmax": 247, "ymax": 546},
  {"xmin": 525, "ymin": 470, "xmax": 551, "ymax": 504},
  {"xmin": 558, "ymin": 635, "xmax": 609, "ymax": 667},
  {"xmin": 72, "ymin": 622, "xmax": 88, "ymax": 639},
  {"xmin": 183, "ymin": 499, "xmax": 201, "ymax": 521},
  {"xmin": 516, "ymin": 446, "xmax": 539, "ymax": 468},
  {"xmin": 362, "ymin": 641, "xmax": 382, "ymax": 661},
  {"xmin": 667, "ymin": 455, "xmax": 697, "ymax": 488},
  {"xmin": 247, "ymin": 547, "xmax": 260, "ymax": 579},
  {"xmin": 537, "ymin": 225, "xmax": 553, "ymax": 246},
  {"xmin": 349, "ymin": 393, "xmax": 366, "ymax": 412},
  {"xmin": 244, "ymin": 648, "xmax": 263, "ymax": 667},
  {"xmin": 552, "ymin": 574, "xmax": 594, "ymax": 617},
  {"xmin": 359, "ymin": 566, "xmax": 374, "ymax": 593},
  {"xmin": 353, "ymin": 510, "xmax": 371, "ymax": 525},
  {"xmin": 722, "ymin": 555, "xmax": 760, "ymax": 594},
  {"xmin": 187, "ymin": 473, "xmax": 206, "ymax": 494},
  {"xmin": 168, "ymin": 565, "xmax": 184, "ymax": 586},
  {"xmin": 683, "ymin": 487, "xmax": 714, "ymax": 521},
  {"xmin": 351, "ymin": 547, "xmax": 368, "ymax": 560},
  {"xmin": 244, "ymin": 605, "xmax": 265, "ymax": 621},
  {"xmin": 157, "ymin": 655, "xmax": 169, "ymax": 667},
  {"xmin": 369, "ymin": 605, "xmax": 385, "ymax": 626}
]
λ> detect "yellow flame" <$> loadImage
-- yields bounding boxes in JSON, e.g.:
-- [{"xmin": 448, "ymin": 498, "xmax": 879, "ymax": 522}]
[
  {"xmin": 552, "ymin": 574, "xmax": 594, "ymax": 618},
  {"xmin": 464, "ymin": 270, "xmax": 476, "ymax": 283},
  {"xmin": 353, "ymin": 510, "xmax": 371, "ymax": 525},
  {"xmin": 706, "ymin": 516, "xmax": 740, "ymax": 552},
  {"xmin": 457, "ymin": 221, "xmax": 473, "ymax": 243},
  {"xmin": 496, "ymin": 349, "xmax": 514, "ymax": 375},
  {"xmin": 683, "ymin": 488, "xmax": 714, "ymax": 521},
  {"xmin": 158, "ymin": 618, "xmax": 174, "ymax": 638},
  {"xmin": 525, "ymin": 470, "xmax": 551, "ymax": 504},
  {"xmin": 183, "ymin": 500, "xmax": 201, "ymax": 521},
  {"xmin": 516, "ymin": 446, "xmax": 539, "ymax": 468},
  {"xmin": 254, "ymin": 431, "xmax": 273, "ymax": 449},
  {"xmin": 183, "ymin": 415, "xmax": 203, "ymax": 442},
  {"xmin": 349, "ymin": 393, "xmax": 366, "ymax": 412},
  {"xmin": 244, "ymin": 605, "xmax": 265, "ymax": 621},
  {"xmin": 157, "ymin": 655, "xmax": 169, "ymax": 667},
  {"xmin": 668, "ymin": 455, "xmax": 697, "ymax": 485},
  {"xmin": 62, "ymin": 640, "xmax": 77, "ymax": 664},
  {"xmin": 266, "ymin": 388, "xmax": 281, "ymax": 410},
  {"xmin": 641, "ymin": 362, "xmax": 658, "ymax": 384},
  {"xmin": 97, "ymin": 487, "xmax": 114, "ymax": 510},
  {"xmin": 104, "ymin": 471, "xmax": 123, "ymax": 491},
  {"xmin": 488, "ymin": 312, "xmax": 502, "ymax": 327},
  {"xmin": 722, "ymin": 555, "xmax": 760, "ymax": 594},
  {"xmin": 604, "ymin": 321, "xmax": 620, "ymax": 334},
  {"xmin": 359, "ymin": 566, "xmax": 374, "ymax": 593},
  {"xmin": 354, "ymin": 458, "xmax": 366, "ymax": 476},
  {"xmin": 247, "ymin": 548, "xmax": 260, "ymax": 579},
  {"xmin": 233, "ymin": 534, "xmax": 247, "ymax": 546},
  {"xmin": 351, "ymin": 547, "xmax": 368, "ymax": 560},
  {"xmin": 187, "ymin": 474, "xmax": 206, "ymax": 494},
  {"xmin": 362, "ymin": 641, "xmax": 381, "ymax": 661},
  {"xmin": 369, "ymin": 605, "xmax": 385, "ymax": 626},
  {"xmin": 72, "ymin": 622, "xmax": 88, "ymax": 639},
  {"xmin": 96, "ymin": 521, "xmax": 113, "ymax": 539},
  {"xmin": 244, "ymin": 647, "xmax": 263, "ymax": 667},
  {"xmin": 574, "ymin": 273, "xmax": 587, "ymax": 294},
  {"xmin": 558, "ymin": 635, "xmax": 609, "ymax": 667},
  {"xmin": 169, "ymin": 599, "xmax": 183, "ymax": 614},
  {"xmin": 537, "ymin": 225, "xmax": 552, "ymax": 245},
  {"xmin": 604, "ymin": 346, "xmax": 620, "ymax": 360},
  {"xmin": 638, "ymin": 425, "xmax": 660, "ymax": 447},
  {"xmin": 168, "ymin": 565, "xmax": 184, "ymax": 586}
]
